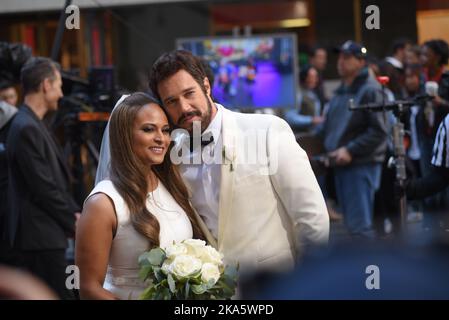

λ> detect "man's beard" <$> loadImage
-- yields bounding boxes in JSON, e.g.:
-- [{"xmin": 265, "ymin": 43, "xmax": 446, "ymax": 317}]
[{"xmin": 178, "ymin": 94, "xmax": 214, "ymax": 134}]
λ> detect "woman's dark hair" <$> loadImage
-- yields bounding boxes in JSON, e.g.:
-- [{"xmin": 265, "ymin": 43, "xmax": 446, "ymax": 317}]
[
  {"xmin": 299, "ymin": 64, "xmax": 315, "ymax": 86},
  {"xmin": 108, "ymin": 92, "xmax": 204, "ymax": 246}
]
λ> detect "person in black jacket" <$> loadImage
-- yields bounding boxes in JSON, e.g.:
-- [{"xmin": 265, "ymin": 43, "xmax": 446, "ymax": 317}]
[
  {"xmin": 4, "ymin": 57, "xmax": 80, "ymax": 299},
  {"xmin": 407, "ymin": 114, "xmax": 449, "ymax": 200},
  {"xmin": 0, "ymin": 100, "xmax": 18, "ymax": 266},
  {"xmin": 317, "ymin": 41, "xmax": 388, "ymax": 238}
]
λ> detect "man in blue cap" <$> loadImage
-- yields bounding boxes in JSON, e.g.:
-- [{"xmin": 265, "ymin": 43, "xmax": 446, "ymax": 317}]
[{"xmin": 317, "ymin": 40, "xmax": 388, "ymax": 238}]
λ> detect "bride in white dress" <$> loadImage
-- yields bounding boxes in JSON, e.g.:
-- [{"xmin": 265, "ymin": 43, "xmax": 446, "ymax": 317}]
[{"xmin": 75, "ymin": 93, "xmax": 206, "ymax": 300}]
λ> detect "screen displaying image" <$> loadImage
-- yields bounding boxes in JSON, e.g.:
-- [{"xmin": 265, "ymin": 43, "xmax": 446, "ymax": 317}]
[{"xmin": 176, "ymin": 34, "xmax": 298, "ymax": 109}]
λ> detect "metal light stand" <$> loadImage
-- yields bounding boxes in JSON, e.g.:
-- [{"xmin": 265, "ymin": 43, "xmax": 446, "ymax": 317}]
[
  {"xmin": 349, "ymin": 76, "xmax": 417, "ymax": 234},
  {"xmin": 378, "ymin": 77, "xmax": 408, "ymax": 233},
  {"xmin": 389, "ymin": 103, "xmax": 408, "ymax": 232}
]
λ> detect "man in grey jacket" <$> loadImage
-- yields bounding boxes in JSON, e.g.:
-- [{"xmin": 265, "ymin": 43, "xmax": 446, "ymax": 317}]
[{"xmin": 318, "ymin": 41, "xmax": 388, "ymax": 238}]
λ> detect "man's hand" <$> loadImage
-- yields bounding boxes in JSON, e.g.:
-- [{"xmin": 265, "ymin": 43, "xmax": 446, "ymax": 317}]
[
  {"xmin": 312, "ymin": 116, "xmax": 325, "ymax": 125},
  {"xmin": 329, "ymin": 147, "xmax": 352, "ymax": 166}
]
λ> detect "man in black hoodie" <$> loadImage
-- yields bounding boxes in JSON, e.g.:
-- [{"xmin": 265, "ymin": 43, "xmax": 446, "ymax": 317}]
[{"xmin": 317, "ymin": 41, "xmax": 388, "ymax": 238}]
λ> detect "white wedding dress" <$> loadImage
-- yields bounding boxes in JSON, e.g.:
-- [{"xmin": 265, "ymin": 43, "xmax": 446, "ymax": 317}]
[{"xmin": 87, "ymin": 179, "xmax": 193, "ymax": 300}]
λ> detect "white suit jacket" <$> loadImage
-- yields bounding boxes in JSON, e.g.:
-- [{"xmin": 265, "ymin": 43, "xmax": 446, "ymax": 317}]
[{"xmin": 184, "ymin": 106, "xmax": 329, "ymax": 274}]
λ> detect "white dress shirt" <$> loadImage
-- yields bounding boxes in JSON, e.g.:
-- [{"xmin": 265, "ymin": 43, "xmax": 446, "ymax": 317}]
[{"xmin": 178, "ymin": 104, "xmax": 223, "ymax": 239}]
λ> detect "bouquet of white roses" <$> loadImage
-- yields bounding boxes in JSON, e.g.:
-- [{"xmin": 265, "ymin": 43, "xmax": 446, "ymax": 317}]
[{"xmin": 138, "ymin": 239, "xmax": 237, "ymax": 300}]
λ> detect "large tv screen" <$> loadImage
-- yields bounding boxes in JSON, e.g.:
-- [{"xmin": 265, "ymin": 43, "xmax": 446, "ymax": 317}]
[{"xmin": 176, "ymin": 34, "xmax": 298, "ymax": 109}]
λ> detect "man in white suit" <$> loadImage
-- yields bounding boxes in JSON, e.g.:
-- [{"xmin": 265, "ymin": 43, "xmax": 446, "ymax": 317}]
[{"xmin": 149, "ymin": 50, "xmax": 329, "ymax": 273}]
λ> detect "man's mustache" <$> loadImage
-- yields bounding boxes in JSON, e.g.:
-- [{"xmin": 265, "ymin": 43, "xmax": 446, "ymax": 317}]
[{"xmin": 178, "ymin": 110, "xmax": 202, "ymax": 125}]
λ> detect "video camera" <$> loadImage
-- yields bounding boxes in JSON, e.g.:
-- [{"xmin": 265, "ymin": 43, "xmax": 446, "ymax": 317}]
[
  {"xmin": 0, "ymin": 41, "xmax": 120, "ymax": 113},
  {"xmin": 55, "ymin": 67, "xmax": 121, "ymax": 205},
  {"xmin": 0, "ymin": 42, "xmax": 32, "ymax": 85},
  {"xmin": 59, "ymin": 66, "xmax": 120, "ymax": 114}
]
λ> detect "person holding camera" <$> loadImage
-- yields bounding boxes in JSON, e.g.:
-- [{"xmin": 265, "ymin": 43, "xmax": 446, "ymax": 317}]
[{"xmin": 3, "ymin": 57, "xmax": 80, "ymax": 299}]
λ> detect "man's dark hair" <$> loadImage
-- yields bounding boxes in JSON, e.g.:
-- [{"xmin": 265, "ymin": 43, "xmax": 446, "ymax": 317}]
[
  {"xmin": 423, "ymin": 39, "xmax": 449, "ymax": 66},
  {"xmin": 20, "ymin": 57, "xmax": 61, "ymax": 95},
  {"xmin": 198, "ymin": 57, "xmax": 214, "ymax": 87},
  {"xmin": 148, "ymin": 50, "xmax": 207, "ymax": 101},
  {"xmin": 0, "ymin": 79, "xmax": 14, "ymax": 91},
  {"xmin": 391, "ymin": 38, "xmax": 412, "ymax": 55}
]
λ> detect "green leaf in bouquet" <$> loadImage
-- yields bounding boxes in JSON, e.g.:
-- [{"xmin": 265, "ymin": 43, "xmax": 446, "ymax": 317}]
[
  {"xmin": 215, "ymin": 278, "xmax": 235, "ymax": 299},
  {"xmin": 152, "ymin": 266, "xmax": 164, "ymax": 283},
  {"xmin": 222, "ymin": 271, "xmax": 238, "ymax": 289},
  {"xmin": 224, "ymin": 264, "xmax": 238, "ymax": 280},
  {"xmin": 161, "ymin": 287, "xmax": 172, "ymax": 300},
  {"xmin": 159, "ymin": 278, "xmax": 168, "ymax": 287},
  {"xmin": 189, "ymin": 276, "xmax": 202, "ymax": 285},
  {"xmin": 167, "ymin": 273, "xmax": 177, "ymax": 294},
  {"xmin": 205, "ymin": 278, "xmax": 217, "ymax": 289},
  {"xmin": 138, "ymin": 265, "xmax": 153, "ymax": 281},
  {"xmin": 151, "ymin": 280, "xmax": 172, "ymax": 300},
  {"xmin": 222, "ymin": 285, "xmax": 234, "ymax": 298},
  {"xmin": 148, "ymin": 248, "xmax": 166, "ymax": 267},
  {"xmin": 138, "ymin": 248, "xmax": 166, "ymax": 267},
  {"xmin": 191, "ymin": 283, "xmax": 208, "ymax": 295},
  {"xmin": 138, "ymin": 251, "xmax": 153, "ymax": 267},
  {"xmin": 139, "ymin": 285, "xmax": 157, "ymax": 300}
]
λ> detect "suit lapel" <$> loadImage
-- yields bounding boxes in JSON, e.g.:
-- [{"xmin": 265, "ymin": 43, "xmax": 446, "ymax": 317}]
[{"xmin": 217, "ymin": 108, "xmax": 238, "ymax": 247}]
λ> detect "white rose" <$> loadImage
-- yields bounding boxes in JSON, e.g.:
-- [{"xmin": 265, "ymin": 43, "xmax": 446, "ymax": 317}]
[
  {"xmin": 171, "ymin": 255, "xmax": 202, "ymax": 279},
  {"xmin": 183, "ymin": 239, "xmax": 206, "ymax": 247},
  {"xmin": 183, "ymin": 239, "xmax": 207, "ymax": 257},
  {"xmin": 201, "ymin": 263, "xmax": 221, "ymax": 285},
  {"xmin": 165, "ymin": 243, "xmax": 187, "ymax": 259},
  {"xmin": 161, "ymin": 259, "xmax": 173, "ymax": 275},
  {"xmin": 200, "ymin": 245, "xmax": 224, "ymax": 266}
]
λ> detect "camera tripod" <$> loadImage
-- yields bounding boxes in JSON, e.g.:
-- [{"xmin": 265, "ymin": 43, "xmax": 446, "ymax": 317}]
[{"xmin": 55, "ymin": 109, "xmax": 110, "ymax": 205}]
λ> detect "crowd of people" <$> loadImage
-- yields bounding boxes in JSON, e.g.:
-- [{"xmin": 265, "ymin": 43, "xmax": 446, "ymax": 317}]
[
  {"xmin": 286, "ymin": 38, "xmax": 449, "ymax": 240},
  {"xmin": 0, "ymin": 37, "xmax": 448, "ymax": 300},
  {"xmin": 0, "ymin": 50, "xmax": 330, "ymax": 299}
]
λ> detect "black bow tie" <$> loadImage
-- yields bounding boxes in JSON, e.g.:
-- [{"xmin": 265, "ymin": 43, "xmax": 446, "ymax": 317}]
[
  {"xmin": 201, "ymin": 134, "xmax": 214, "ymax": 147},
  {"xmin": 189, "ymin": 134, "xmax": 214, "ymax": 153}
]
